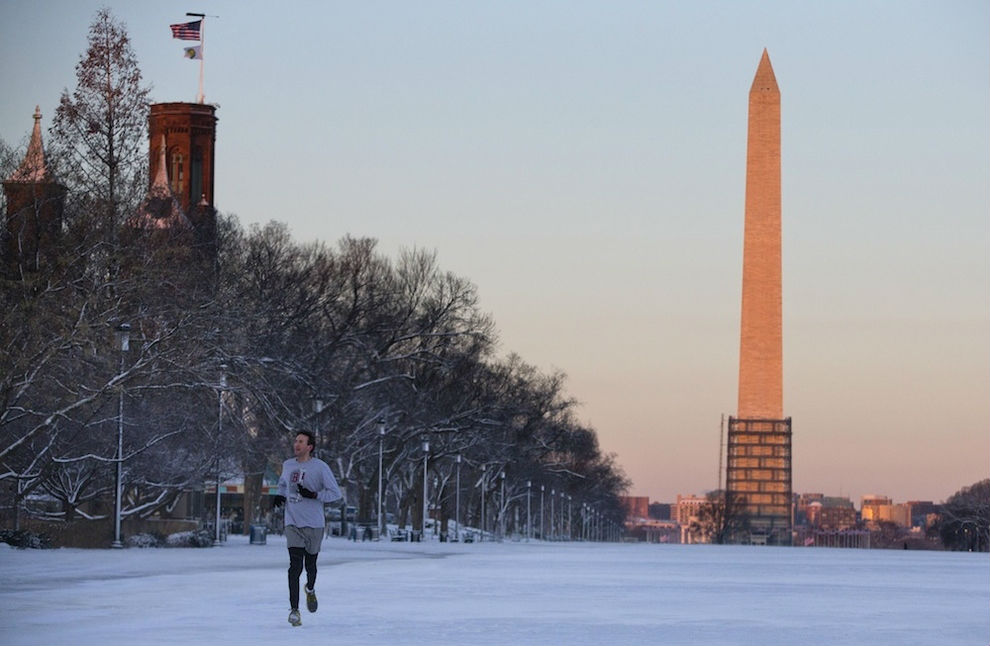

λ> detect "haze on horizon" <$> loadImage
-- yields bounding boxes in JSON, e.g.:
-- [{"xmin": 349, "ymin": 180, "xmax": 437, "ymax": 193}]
[{"xmin": 1, "ymin": 1, "xmax": 986, "ymax": 506}]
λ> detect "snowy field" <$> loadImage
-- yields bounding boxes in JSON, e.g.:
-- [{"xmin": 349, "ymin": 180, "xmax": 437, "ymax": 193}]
[{"xmin": 1, "ymin": 535, "xmax": 987, "ymax": 646}]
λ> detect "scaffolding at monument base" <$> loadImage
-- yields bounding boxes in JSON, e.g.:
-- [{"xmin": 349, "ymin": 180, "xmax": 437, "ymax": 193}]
[{"xmin": 726, "ymin": 417, "xmax": 792, "ymax": 545}]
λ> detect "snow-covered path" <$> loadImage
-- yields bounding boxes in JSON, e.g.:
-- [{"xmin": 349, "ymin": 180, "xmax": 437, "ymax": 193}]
[{"xmin": 1, "ymin": 536, "xmax": 987, "ymax": 645}]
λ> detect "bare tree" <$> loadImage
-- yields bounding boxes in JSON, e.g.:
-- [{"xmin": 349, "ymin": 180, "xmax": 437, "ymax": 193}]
[
  {"xmin": 697, "ymin": 489, "xmax": 749, "ymax": 544},
  {"xmin": 938, "ymin": 479, "xmax": 990, "ymax": 551},
  {"xmin": 49, "ymin": 8, "xmax": 151, "ymax": 233}
]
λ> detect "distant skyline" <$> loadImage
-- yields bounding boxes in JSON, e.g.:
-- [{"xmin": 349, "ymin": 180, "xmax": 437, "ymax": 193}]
[{"xmin": 1, "ymin": 2, "xmax": 987, "ymax": 504}]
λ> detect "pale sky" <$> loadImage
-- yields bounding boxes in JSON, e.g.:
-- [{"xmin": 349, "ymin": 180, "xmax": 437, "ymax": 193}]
[{"xmin": 2, "ymin": 1, "xmax": 987, "ymax": 505}]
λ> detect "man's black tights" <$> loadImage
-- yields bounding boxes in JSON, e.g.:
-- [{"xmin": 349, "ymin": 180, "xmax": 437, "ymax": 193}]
[{"xmin": 288, "ymin": 547, "xmax": 318, "ymax": 610}]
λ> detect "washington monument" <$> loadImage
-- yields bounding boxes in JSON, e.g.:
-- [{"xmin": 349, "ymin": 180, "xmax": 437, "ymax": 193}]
[
  {"xmin": 726, "ymin": 50, "xmax": 792, "ymax": 545},
  {"xmin": 738, "ymin": 48, "xmax": 782, "ymax": 419}
]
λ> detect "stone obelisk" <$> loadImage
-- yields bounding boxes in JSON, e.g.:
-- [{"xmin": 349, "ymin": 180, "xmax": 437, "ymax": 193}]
[
  {"xmin": 737, "ymin": 48, "xmax": 782, "ymax": 419},
  {"xmin": 726, "ymin": 50, "xmax": 792, "ymax": 546}
]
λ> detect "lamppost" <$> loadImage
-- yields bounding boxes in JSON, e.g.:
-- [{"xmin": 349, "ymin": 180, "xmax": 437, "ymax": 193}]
[
  {"xmin": 582, "ymin": 503, "xmax": 588, "ymax": 541},
  {"xmin": 539, "ymin": 484, "xmax": 545, "ymax": 540},
  {"xmin": 213, "ymin": 364, "xmax": 227, "ymax": 546},
  {"xmin": 455, "ymin": 455, "xmax": 462, "ymax": 540},
  {"xmin": 111, "ymin": 322, "xmax": 130, "ymax": 549},
  {"xmin": 421, "ymin": 438, "xmax": 429, "ymax": 536},
  {"xmin": 377, "ymin": 419, "xmax": 385, "ymax": 538},
  {"xmin": 312, "ymin": 398, "xmax": 323, "ymax": 457},
  {"xmin": 550, "ymin": 489, "xmax": 557, "ymax": 540},
  {"xmin": 432, "ymin": 476, "xmax": 439, "ymax": 536},
  {"xmin": 567, "ymin": 494, "xmax": 572, "ymax": 541},
  {"xmin": 499, "ymin": 471, "xmax": 506, "ymax": 540},
  {"xmin": 526, "ymin": 480, "xmax": 532, "ymax": 541},
  {"xmin": 480, "ymin": 464, "xmax": 487, "ymax": 541}
]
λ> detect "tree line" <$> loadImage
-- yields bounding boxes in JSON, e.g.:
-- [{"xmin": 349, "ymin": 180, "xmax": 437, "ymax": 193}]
[{"xmin": 0, "ymin": 9, "xmax": 628, "ymax": 541}]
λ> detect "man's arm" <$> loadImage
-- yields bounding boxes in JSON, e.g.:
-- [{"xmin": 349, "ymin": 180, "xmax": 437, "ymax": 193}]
[{"xmin": 318, "ymin": 462, "xmax": 343, "ymax": 503}]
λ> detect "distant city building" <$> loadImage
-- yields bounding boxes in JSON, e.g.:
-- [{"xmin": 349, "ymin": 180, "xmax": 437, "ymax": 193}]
[
  {"xmin": 795, "ymin": 493, "xmax": 856, "ymax": 531},
  {"xmin": 648, "ymin": 502, "xmax": 672, "ymax": 520},
  {"xmin": 619, "ymin": 496, "xmax": 650, "ymax": 519},
  {"xmin": 808, "ymin": 502, "xmax": 857, "ymax": 530},
  {"xmin": 795, "ymin": 493, "xmax": 824, "ymax": 525},
  {"xmin": 676, "ymin": 494, "xmax": 709, "ymax": 544},
  {"xmin": 860, "ymin": 494, "xmax": 911, "ymax": 528}
]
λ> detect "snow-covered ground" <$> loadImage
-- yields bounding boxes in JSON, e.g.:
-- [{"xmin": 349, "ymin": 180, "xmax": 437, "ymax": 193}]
[{"xmin": 1, "ymin": 535, "xmax": 987, "ymax": 645}]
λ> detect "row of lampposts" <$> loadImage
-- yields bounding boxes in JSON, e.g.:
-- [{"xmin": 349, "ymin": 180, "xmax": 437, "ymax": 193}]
[
  {"xmin": 109, "ymin": 322, "xmax": 619, "ymax": 548},
  {"xmin": 344, "ymin": 422, "xmax": 622, "ymax": 543}
]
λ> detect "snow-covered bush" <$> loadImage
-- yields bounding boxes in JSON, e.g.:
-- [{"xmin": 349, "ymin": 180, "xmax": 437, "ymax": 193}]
[
  {"xmin": 0, "ymin": 529, "xmax": 53, "ymax": 549},
  {"xmin": 165, "ymin": 529, "xmax": 214, "ymax": 548},
  {"xmin": 126, "ymin": 532, "xmax": 164, "ymax": 548}
]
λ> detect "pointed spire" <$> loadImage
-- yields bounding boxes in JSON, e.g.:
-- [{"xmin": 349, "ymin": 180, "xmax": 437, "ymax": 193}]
[
  {"xmin": 10, "ymin": 106, "xmax": 49, "ymax": 182},
  {"xmin": 128, "ymin": 134, "xmax": 193, "ymax": 231},
  {"xmin": 750, "ymin": 48, "xmax": 779, "ymax": 95},
  {"xmin": 150, "ymin": 134, "xmax": 170, "ymax": 193}
]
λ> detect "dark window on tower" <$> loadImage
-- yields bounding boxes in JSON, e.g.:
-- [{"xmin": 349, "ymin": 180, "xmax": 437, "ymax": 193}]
[
  {"xmin": 171, "ymin": 153, "xmax": 185, "ymax": 196},
  {"xmin": 191, "ymin": 146, "xmax": 203, "ymax": 206}
]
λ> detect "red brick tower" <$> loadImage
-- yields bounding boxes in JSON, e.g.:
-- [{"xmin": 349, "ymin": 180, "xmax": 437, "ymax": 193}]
[
  {"xmin": 727, "ymin": 51, "xmax": 792, "ymax": 545},
  {"xmin": 3, "ymin": 106, "xmax": 66, "ymax": 274},
  {"xmin": 147, "ymin": 102, "xmax": 217, "ymax": 257}
]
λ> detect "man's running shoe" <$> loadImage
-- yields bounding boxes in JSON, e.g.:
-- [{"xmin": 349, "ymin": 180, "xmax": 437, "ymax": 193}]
[
  {"xmin": 288, "ymin": 609, "xmax": 301, "ymax": 626},
  {"xmin": 305, "ymin": 586, "xmax": 318, "ymax": 613}
]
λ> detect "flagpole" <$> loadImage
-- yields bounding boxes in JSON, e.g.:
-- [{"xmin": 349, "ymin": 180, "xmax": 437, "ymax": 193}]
[
  {"xmin": 187, "ymin": 12, "xmax": 206, "ymax": 103},
  {"xmin": 199, "ymin": 18, "xmax": 205, "ymax": 103}
]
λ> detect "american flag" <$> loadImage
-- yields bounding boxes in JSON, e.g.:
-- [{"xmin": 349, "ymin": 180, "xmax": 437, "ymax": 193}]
[{"xmin": 170, "ymin": 20, "xmax": 201, "ymax": 41}]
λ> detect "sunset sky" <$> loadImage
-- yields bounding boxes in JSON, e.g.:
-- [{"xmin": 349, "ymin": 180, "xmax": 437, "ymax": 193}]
[{"xmin": 1, "ymin": 2, "xmax": 986, "ymax": 505}]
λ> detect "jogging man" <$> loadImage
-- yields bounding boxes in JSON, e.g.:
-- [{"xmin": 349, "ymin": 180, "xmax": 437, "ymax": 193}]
[{"xmin": 273, "ymin": 431, "xmax": 342, "ymax": 626}]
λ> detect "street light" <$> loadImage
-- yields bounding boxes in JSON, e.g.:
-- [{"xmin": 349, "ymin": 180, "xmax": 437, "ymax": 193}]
[
  {"xmin": 526, "ymin": 480, "xmax": 532, "ymax": 541},
  {"xmin": 312, "ymin": 398, "xmax": 323, "ymax": 457},
  {"xmin": 421, "ymin": 438, "xmax": 429, "ymax": 536},
  {"xmin": 111, "ymin": 322, "xmax": 130, "ymax": 549},
  {"xmin": 567, "ymin": 494, "xmax": 572, "ymax": 541},
  {"xmin": 550, "ymin": 489, "xmax": 557, "ymax": 540},
  {"xmin": 582, "ymin": 503, "xmax": 588, "ymax": 541},
  {"xmin": 499, "ymin": 471, "xmax": 506, "ymax": 540},
  {"xmin": 540, "ymin": 484, "xmax": 545, "ymax": 540},
  {"xmin": 377, "ymin": 420, "xmax": 385, "ymax": 539},
  {"xmin": 213, "ymin": 364, "xmax": 227, "ymax": 546},
  {"xmin": 480, "ymin": 464, "xmax": 487, "ymax": 541},
  {"xmin": 455, "ymin": 455, "xmax": 462, "ymax": 541}
]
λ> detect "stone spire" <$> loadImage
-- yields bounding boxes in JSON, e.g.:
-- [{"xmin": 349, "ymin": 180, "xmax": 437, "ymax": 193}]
[
  {"xmin": 128, "ymin": 135, "xmax": 192, "ymax": 230},
  {"xmin": 737, "ymin": 48, "xmax": 782, "ymax": 419},
  {"xmin": 3, "ymin": 106, "xmax": 66, "ymax": 274},
  {"xmin": 9, "ymin": 106, "xmax": 49, "ymax": 182}
]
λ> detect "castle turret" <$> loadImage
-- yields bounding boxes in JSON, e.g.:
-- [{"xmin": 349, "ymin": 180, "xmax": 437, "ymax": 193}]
[{"xmin": 3, "ymin": 106, "xmax": 66, "ymax": 274}]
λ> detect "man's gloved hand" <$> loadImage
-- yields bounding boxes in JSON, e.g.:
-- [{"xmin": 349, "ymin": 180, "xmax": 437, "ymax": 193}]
[
  {"xmin": 273, "ymin": 494, "xmax": 286, "ymax": 508},
  {"xmin": 297, "ymin": 484, "xmax": 318, "ymax": 499}
]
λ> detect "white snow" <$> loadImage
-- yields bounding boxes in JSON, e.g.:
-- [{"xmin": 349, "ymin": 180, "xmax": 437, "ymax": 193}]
[{"xmin": 1, "ymin": 535, "xmax": 987, "ymax": 645}]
